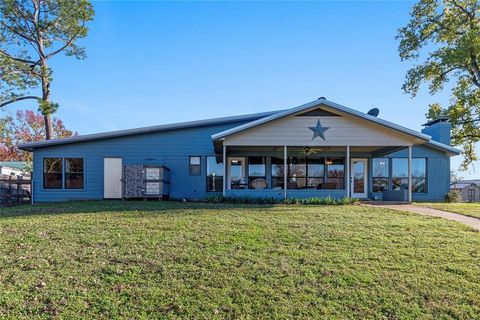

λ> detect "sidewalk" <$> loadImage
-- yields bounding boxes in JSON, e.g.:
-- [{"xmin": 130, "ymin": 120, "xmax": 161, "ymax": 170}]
[{"xmin": 365, "ymin": 204, "xmax": 480, "ymax": 231}]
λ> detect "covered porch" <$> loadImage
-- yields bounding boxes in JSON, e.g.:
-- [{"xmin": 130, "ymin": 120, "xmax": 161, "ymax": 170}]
[{"xmin": 211, "ymin": 145, "xmax": 415, "ymax": 201}]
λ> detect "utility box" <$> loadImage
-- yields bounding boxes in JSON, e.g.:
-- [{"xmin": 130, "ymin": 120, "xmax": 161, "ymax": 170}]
[{"xmin": 124, "ymin": 165, "xmax": 170, "ymax": 199}]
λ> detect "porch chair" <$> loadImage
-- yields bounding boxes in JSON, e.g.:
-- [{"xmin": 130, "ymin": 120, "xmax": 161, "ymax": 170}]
[{"xmin": 250, "ymin": 178, "xmax": 268, "ymax": 190}]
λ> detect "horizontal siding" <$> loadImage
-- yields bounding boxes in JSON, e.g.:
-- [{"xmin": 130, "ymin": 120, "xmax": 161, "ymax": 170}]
[
  {"xmin": 32, "ymin": 121, "xmax": 250, "ymax": 202},
  {"xmin": 224, "ymin": 114, "xmax": 416, "ymax": 147},
  {"xmin": 31, "ymin": 119, "xmax": 452, "ymax": 202},
  {"xmin": 368, "ymin": 145, "xmax": 451, "ymax": 201}
]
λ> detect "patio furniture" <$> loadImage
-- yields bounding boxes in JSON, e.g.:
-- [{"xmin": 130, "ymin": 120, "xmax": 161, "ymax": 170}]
[{"xmin": 250, "ymin": 178, "xmax": 268, "ymax": 190}]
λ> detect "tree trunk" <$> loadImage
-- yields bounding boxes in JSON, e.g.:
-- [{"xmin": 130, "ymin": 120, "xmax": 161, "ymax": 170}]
[
  {"xmin": 40, "ymin": 61, "xmax": 53, "ymax": 140},
  {"xmin": 43, "ymin": 113, "xmax": 53, "ymax": 140}
]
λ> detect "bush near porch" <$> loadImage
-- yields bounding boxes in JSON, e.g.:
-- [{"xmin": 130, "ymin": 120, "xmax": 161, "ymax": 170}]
[
  {"xmin": 0, "ymin": 201, "xmax": 479, "ymax": 319},
  {"xmin": 206, "ymin": 195, "xmax": 359, "ymax": 205}
]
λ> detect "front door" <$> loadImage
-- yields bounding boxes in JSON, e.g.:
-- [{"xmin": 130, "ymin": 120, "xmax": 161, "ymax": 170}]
[
  {"xmin": 104, "ymin": 158, "xmax": 123, "ymax": 199},
  {"xmin": 227, "ymin": 157, "xmax": 246, "ymax": 189},
  {"xmin": 351, "ymin": 158, "xmax": 368, "ymax": 198}
]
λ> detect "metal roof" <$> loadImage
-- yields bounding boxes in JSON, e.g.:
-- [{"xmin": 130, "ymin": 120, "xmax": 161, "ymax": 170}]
[
  {"xmin": 0, "ymin": 161, "xmax": 31, "ymax": 170},
  {"xmin": 212, "ymin": 98, "xmax": 432, "ymax": 142},
  {"xmin": 425, "ymin": 140, "xmax": 461, "ymax": 156},
  {"xmin": 17, "ymin": 98, "xmax": 461, "ymax": 156},
  {"xmin": 18, "ymin": 110, "xmax": 281, "ymax": 151}
]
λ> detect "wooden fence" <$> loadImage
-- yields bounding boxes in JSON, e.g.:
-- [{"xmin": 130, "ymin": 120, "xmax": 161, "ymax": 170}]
[{"xmin": 0, "ymin": 177, "xmax": 32, "ymax": 207}]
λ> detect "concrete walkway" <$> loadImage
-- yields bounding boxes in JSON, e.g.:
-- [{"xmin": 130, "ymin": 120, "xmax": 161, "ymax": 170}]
[{"xmin": 366, "ymin": 204, "xmax": 480, "ymax": 231}]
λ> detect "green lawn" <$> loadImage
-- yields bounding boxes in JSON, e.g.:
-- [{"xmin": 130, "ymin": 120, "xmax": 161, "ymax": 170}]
[
  {"xmin": 416, "ymin": 202, "xmax": 480, "ymax": 219},
  {"xmin": 1, "ymin": 201, "xmax": 479, "ymax": 319}
]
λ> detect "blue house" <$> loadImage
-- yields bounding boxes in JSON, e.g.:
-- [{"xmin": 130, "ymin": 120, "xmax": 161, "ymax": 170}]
[{"xmin": 19, "ymin": 98, "xmax": 460, "ymax": 202}]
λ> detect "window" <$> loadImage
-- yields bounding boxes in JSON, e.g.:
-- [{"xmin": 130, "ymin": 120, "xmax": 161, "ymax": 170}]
[
  {"xmin": 392, "ymin": 158, "xmax": 427, "ymax": 193},
  {"xmin": 372, "ymin": 158, "xmax": 388, "ymax": 192},
  {"xmin": 306, "ymin": 158, "xmax": 324, "ymax": 188},
  {"xmin": 43, "ymin": 158, "xmax": 62, "ymax": 189},
  {"xmin": 65, "ymin": 158, "xmax": 84, "ymax": 189},
  {"xmin": 288, "ymin": 157, "xmax": 307, "ymax": 189},
  {"xmin": 392, "ymin": 158, "xmax": 408, "ymax": 190},
  {"xmin": 271, "ymin": 157, "xmax": 285, "ymax": 189},
  {"xmin": 326, "ymin": 158, "xmax": 344, "ymax": 189},
  {"xmin": 206, "ymin": 156, "xmax": 224, "ymax": 192},
  {"xmin": 412, "ymin": 158, "xmax": 426, "ymax": 193},
  {"xmin": 189, "ymin": 156, "xmax": 201, "ymax": 175},
  {"xmin": 248, "ymin": 157, "xmax": 266, "ymax": 187}
]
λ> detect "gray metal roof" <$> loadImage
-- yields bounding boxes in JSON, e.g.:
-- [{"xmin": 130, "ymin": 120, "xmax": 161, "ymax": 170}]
[
  {"xmin": 18, "ymin": 98, "xmax": 462, "ymax": 156},
  {"xmin": 425, "ymin": 140, "xmax": 461, "ymax": 156},
  {"xmin": 18, "ymin": 110, "xmax": 281, "ymax": 151},
  {"xmin": 212, "ymin": 98, "xmax": 432, "ymax": 141}
]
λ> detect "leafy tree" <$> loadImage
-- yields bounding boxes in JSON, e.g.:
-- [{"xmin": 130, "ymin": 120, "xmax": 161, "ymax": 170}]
[
  {"xmin": 397, "ymin": 0, "xmax": 480, "ymax": 170},
  {"xmin": 0, "ymin": 0, "xmax": 94, "ymax": 140},
  {"xmin": 0, "ymin": 109, "xmax": 74, "ymax": 161}
]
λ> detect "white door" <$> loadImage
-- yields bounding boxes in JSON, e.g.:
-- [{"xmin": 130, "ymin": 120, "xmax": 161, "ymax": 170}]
[
  {"xmin": 351, "ymin": 158, "xmax": 368, "ymax": 198},
  {"xmin": 227, "ymin": 157, "xmax": 246, "ymax": 189},
  {"xmin": 104, "ymin": 158, "xmax": 123, "ymax": 199}
]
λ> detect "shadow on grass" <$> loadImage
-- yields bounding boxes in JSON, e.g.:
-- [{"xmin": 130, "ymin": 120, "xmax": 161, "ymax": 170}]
[{"xmin": 0, "ymin": 200, "xmax": 276, "ymax": 219}]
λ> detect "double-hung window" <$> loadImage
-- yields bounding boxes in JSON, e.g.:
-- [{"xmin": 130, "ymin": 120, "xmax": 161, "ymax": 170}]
[
  {"xmin": 44, "ymin": 157, "xmax": 85, "ymax": 190},
  {"xmin": 65, "ymin": 158, "xmax": 84, "ymax": 189},
  {"xmin": 43, "ymin": 158, "xmax": 63, "ymax": 189},
  {"xmin": 189, "ymin": 156, "xmax": 201, "ymax": 175}
]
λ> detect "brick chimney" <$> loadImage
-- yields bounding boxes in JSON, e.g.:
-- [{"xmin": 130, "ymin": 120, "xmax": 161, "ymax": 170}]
[{"xmin": 421, "ymin": 118, "xmax": 451, "ymax": 145}]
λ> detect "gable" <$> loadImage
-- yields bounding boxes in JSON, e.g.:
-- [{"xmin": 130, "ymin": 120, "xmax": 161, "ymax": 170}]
[
  {"xmin": 223, "ymin": 106, "xmax": 419, "ymax": 147},
  {"xmin": 295, "ymin": 108, "xmax": 340, "ymax": 117}
]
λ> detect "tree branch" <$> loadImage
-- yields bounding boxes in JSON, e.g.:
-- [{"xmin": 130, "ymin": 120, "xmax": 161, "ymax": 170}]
[
  {"xmin": 0, "ymin": 21, "xmax": 38, "ymax": 44},
  {"xmin": 0, "ymin": 48, "xmax": 38, "ymax": 65},
  {"xmin": 469, "ymin": 53, "xmax": 480, "ymax": 89},
  {"xmin": 452, "ymin": 133, "xmax": 480, "ymax": 140},
  {"xmin": 45, "ymin": 24, "xmax": 84, "ymax": 59},
  {"xmin": 450, "ymin": 0, "xmax": 473, "ymax": 18},
  {"xmin": 0, "ymin": 96, "xmax": 40, "ymax": 108}
]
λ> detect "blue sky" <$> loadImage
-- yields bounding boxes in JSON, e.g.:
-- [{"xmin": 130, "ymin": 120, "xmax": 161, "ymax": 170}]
[{"xmin": 8, "ymin": 1, "xmax": 479, "ymax": 178}]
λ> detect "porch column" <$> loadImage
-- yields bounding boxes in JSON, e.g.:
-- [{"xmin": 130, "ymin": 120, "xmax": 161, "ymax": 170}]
[
  {"xmin": 223, "ymin": 144, "xmax": 227, "ymax": 197},
  {"xmin": 346, "ymin": 146, "xmax": 350, "ymax": 198},
  {"xmin": 408, "ymin": 146, "xmax": 412, "ymax": 202},
  {"xmin": 284, "ymin": 145, "xmax": 287, "ymax": 199}
]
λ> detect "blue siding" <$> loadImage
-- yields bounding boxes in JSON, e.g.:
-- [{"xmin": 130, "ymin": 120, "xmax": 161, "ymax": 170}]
[
  {"xmin": 32, "ymin": 121, "xmax": 250, "ymax": 202},
  {"xmin": 369, "ymin": 145, "xmax": 451, "ymax": 202},
  {"xmin": 31, "ymin": 125, "xmax": 452, "ymax": 202}
]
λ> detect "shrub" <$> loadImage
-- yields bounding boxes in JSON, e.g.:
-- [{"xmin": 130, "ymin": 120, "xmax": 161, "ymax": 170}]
[
  {"xmin": 206, "ymin": 195, "xmax": 359, "ymax": 205},
  {"xmin": 445, "ymin": 190, "xmax": 462, "ymax": 203}
]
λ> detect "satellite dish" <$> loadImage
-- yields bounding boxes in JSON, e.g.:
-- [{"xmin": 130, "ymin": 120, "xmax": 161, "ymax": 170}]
[{"xmin": 367, "ymin": 108, "xmax": 380, "ymax": 117}]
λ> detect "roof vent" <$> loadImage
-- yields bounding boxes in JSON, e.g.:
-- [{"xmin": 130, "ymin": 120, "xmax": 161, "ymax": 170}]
[{"xmin": 367, "ymin": 108, "xmax": 380, "ymax": 117}]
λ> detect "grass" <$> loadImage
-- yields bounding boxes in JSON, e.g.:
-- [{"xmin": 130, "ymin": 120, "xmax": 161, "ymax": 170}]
[
  {"xmin": 1, "ymin": 201, "xmax": 479, "ymax": 319},
  {"xmin": 416, "ymin": 202, "xmax": 480, "ymax": 219}
]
